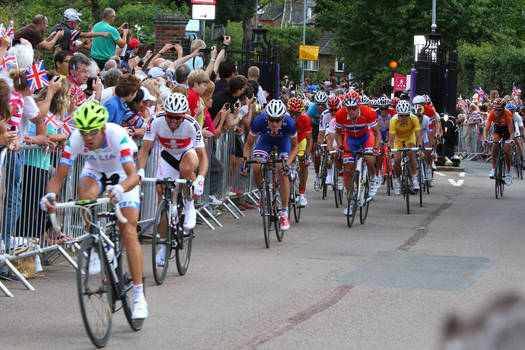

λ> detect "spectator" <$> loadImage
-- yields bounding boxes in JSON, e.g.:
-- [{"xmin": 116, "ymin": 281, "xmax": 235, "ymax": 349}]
[
  {"xmin": 184, "ymin": 39, "xmax": 206, "ymax": 72},
  {"xmin": 104, "ymin": 73, "xmax": 141, "ymax": 125},
  {"xmin": 14, "ymin": 14, "xmax": 64, "ymax": 51},
  {"xmin": 175, "ymin": 64, "xmax": 190, "ymax": 87},
  {"xmin": 50, "ymin": 8, "xmax": 110, "ymax": 54},
  {"xmin": 247, "ymin": 65, "xmax": 268, "ymax": 106},
  {"xmin": 100, "ymin": 67, "xmax": 122, "ymax": 104},
  {"xmin": 67, "ymin": 53, "xmax": 102, "ymax": 106},
  {"xmin": 54, "ymin": 50, "xmax": 72, "ymax": 77},
  {"xmin": 91, "ymin": 8, "xmax": 130, "ymax": 69},
  {"xmin": 187, "ymin": 70, "xmax": 210, "ymax": 122},
  {"xmin": 215, "ymin": 59, "xmax": 236, "ymax": 93}
]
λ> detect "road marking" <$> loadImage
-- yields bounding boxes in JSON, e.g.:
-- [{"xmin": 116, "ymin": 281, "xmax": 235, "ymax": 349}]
[
  {"xmin": 448, "ymin": 179, "xmax": 464, "ymax": 187},
  {"xmin": 459, "ymin": 172, "xmax": 465, "ymax": 178},
  {"xmin": 434, "ymin": 171, "xmax": 445, "ymax": 177}
]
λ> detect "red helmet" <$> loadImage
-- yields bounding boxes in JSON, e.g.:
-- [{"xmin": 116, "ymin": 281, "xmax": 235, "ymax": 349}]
[
  {"xmin": 493, "ymin": 98, "xmax": 506, "ymax": 110},
  {"xmin": 287, "ymin": 97, "xmax": 304, "ymax": 112},
  {"xmin": 392, "ymin": 97, "xmax": 400, "ymax": 108},
  {"xmin": 327, "ymin": 96, "xmax": 341, "ymax": 111}
]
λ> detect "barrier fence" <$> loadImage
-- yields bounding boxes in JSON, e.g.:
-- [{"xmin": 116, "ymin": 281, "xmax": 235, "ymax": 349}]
[{"xmin": 0, "ymin": 130, "xmax": 259, "ymax": 297}]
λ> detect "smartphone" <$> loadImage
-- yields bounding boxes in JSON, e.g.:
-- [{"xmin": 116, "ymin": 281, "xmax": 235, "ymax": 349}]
[
  {"xmin": 224, "ymin": 103, "xmax": 231, "ymax": 112},
  {"xmin": 9, "ymin": 125, "xmax": 16, "ymax": 132},
  {"xmin": 234, "ymin": 101, "xmax": 240, "ymax": 109},
  {"xmin": 87, "ymin": 77, "xmax": 95, "ymax": 91},
  {"xmin": 199, "ymin": 48, "xmax": 211, "ymax": 55}
]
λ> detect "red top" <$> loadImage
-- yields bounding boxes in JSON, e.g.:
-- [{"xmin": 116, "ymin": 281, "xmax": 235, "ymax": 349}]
[
  {"xmin": 334, "ymin": 105, "xmax": 378, "ymax": 137},
  {"xmin": 295, "ymin": 114, "xmax": 312, "ymax": 142},
  {"xmin": 187, "ymin": 88, "xmax": 200, "ymax": 118}
]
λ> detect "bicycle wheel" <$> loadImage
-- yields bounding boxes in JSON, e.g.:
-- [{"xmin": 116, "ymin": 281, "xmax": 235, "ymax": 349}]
[
  {"xmin": 261, "ymin": 184, "xmax": 272, "ymax": 248},
  {"xmin": 347, "ymin": 170, "xmax": 359, "ymax": 228},
  {"xmin": 520, "ymin": 156, "xmax": 524, "ymax": 180},
  {"xmin": 333, "ymin": 166, "xmax": 340, "ymax": 208},
  {"xmin": 119, "ymin": 245, "xmax": 144, "ymax": 332},
  {"xmin": 321, "ymin": 153, "xmax": 328, "ymax": 200},
  {"xmin": 175, "ymin": 222, "xmax": 193, "ymax": 276},
  {"xmin": 359, "ymin": 171, "xmax": 370, "ymax": 224},
  {"xmin": 274, "ymin": 192, "xmax": 284, "ymax": 241},
  {"xmin": 77, "ymin": 236, "xmax": 112, "ymax": 348},
  {"xmin": 385, "ymin": 157, "xmax": 392, "ymax": 196},
  {"xmin": 402, "ymin": 163, "xmax": 410, "ymax": 214},
  {"xmin": 151, "ymin": 200, "xmax": 170, "ymax": 285},
  {"xmin": 418, "ymin": 160, "xmax": 424, "ymax": 207},
  {"xmin": 293, "ymin": 178, "xmax": 301, "ymax": 223}
]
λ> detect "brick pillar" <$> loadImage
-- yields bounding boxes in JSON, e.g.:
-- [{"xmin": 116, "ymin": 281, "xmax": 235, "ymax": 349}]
[{"xmin": 154, "ymin": 14, "xmax": 188, "ymax": 60}]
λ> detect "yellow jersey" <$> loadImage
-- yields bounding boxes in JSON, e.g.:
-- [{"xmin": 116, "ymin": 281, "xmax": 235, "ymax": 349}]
[{"xmin": 389, "ymin": 114, "xmax": 420, "ymax": 139}]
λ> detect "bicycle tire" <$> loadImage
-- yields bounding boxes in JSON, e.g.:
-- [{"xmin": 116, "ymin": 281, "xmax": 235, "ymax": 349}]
[
  {"xmin": 293, "ymin": 178, "xmax": 301, "ymax": 223},
  {"xmin": 320, "ymin": 152, "xmax": 328, "ymax": 200},
  {"xmin": 151, "ymin": 200, "xmax": 170, "ymax": 285},
  {"xmin": 402, "ymin": 162, "xmax": 410, "ymax": 214},
  {"xmin": 347, "ymin": 170, "xmax": 359, "ymax": 228},
  {"xmin": 261, "ymin": 184, "xmax": 271, "ymax": 248},
  {"xmin": 175, "ymin": 224, "xmax": 193, "ymax": 276},
  {"xmin": 77, "ymin": 236, "xmax": 112, "ymax": 348},
  {"xmin": 288, "ymin": 183, "xmax": 294, "ymax": 220},
  {"xmin": 119, "ymin": 246, "xmax": 144, "ymax": 332},
  {"xmin": 333, "ymin": 166, "xmax": 340, "ymax": 208},
  {"xmin": 385, "ymin": 156, "xmax": 392, "ymax": 196},
  {"xmin": 359, "ymin": 171, "xmax": 370, "ymax": 224},
  {"xmin": 418, "ymin": 160, "xmax": 424, "ymax": 207},
  {"xmin": 274, "ymin": 191, "xmax": 284, "ymax": 241}
]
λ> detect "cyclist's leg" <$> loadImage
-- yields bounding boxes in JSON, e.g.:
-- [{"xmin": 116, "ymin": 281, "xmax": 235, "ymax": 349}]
[
  {"xmin": 312, "ymin": 124, "xmax": 320, "ymax": 178},
  {"xmin": 277, "ymin": 138, "xmax": 291, "ymax": 209},
  {"xmin": 252, "ymin": 140, "xmax": 272, "ymax": 190},
  {"xmin": 492, "ymin": 133, "xmax": 501, "ymax": 169},
  {"xmin": 342, "ymin": 135, "xmax": 356, "ymax": 193},
  {"xmin": 78, "ymin": 168, "xmax": 103, "ymax": 227},
  {"xmin": 406, "ymin": 142, "xmax": 417, "ymax": 175},
  {"xmin": 297, "ymin": 138, "xmax": 308, "ymax": 197},
  {"xmin": 179, "ymin": 150, "xmax": 199, "ymax": 199},
  {"xmin": 363, "ymin": 131, "xmax": 377, "ymax": 179},
  {"xmin": 503, "ymin": 141, "xmax": 513, "ymax": 171}
]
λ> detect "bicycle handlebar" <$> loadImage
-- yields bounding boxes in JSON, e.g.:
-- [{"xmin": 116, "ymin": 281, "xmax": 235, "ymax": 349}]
[
  {"xmin": 390, "ymin": 147, "xmax": 420, "ymax": 152},
  {"xmin": 142, "ymin": 177, "xmax": 193, "ymax": 185}
]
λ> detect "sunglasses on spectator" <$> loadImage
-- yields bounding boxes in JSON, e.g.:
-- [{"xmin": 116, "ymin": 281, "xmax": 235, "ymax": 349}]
[
  {"xmin": 166, "ymin": 113, "xmax": 185, "ymax": 120},
  {"xmin": 267, "ymin": 118, "xmax": 284, "ymax": 123},
  {"xmin": 79, "ymin": 129, "xmax": 101, "ymax": 136}
]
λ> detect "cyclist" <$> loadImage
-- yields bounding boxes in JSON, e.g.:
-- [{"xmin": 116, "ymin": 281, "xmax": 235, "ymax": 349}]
[
  {"xmin": 287, "ymin": 97, "xmax": 312, "ymax": 207},
  {"xmin": 412, "ymin": 104, "xmax": 434, "ymax": 186},
  {"xmin": 319, "ymin": 96, "xmax": 341, "ymax": 185},
  {"xmin": 506, "ymin": 103, "xmax": 524, "ymax": 160},
  {"xmin": 361, "ymin": 95, "xmax": 371, "ymax": 110},
  {"xmin": 482, "ymin": 98, "xmax": 515, "ymax": 185},
  {"xmin": 375, "ymin": 96, "xmax": 396, "ymax": 182},
  {"xmin": 40, "ymin": 100, "xmax": 148, "ymax": 320},
  {"xmin": 413, "ymin": 95, "xmax": 443, "ymax": 144},
  {"xmin": 307, "ymin": 91, "xmax": 328, "ymax": 191},
  {"xmin": 334, "ymin": 91, "xmax": 381, "ymax": 214},
  {"xmin": 242, "ymin": 99, "xmax": 298, "ymax": 230},
  {"xmin": 136, "ymin": 92, "xmax": 209, "ymax": 265},
  {"xmin": 388, "ymin": 100, "xmax": 423, "ymax": 195}
]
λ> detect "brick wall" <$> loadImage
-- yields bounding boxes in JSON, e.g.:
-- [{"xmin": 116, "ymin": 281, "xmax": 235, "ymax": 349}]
[{"xmin": 154, "ymin": 14, "xmax": 188, "ymax": 60}]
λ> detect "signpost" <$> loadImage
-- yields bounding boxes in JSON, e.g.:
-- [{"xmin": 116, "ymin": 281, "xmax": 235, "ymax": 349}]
[{"xmin": 191, "ymin": 0, "xmax": 216, "ymax": 40}]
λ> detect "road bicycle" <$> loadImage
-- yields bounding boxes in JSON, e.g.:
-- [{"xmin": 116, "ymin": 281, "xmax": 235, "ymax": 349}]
[
  {"xmin": 391, "ymin": 146, "xmax": 419, "ymax": 214},
  {"xmin": 319, "ymin": 143, "xmax": 329, "ymax": 199},
  {"xmin": 330, "ymin": 150, "xmax": 344, "ymax": 208},
  {"xmin": 489, "ymin": 140, "xmax": 506, "ymax": 199},
  {"xmin": 416, "ymin": 147, "xmax": 434, "ymax": 207},
  {"xmin": 345, "ymin": 147, "xmax": 373, "ymax": 228},
  {"xmin": 380, "ymin": 144, "xmax": 394, "ymax": 196},
  {"xmin": 49, "ymin": 198, "xmax": 142, "ymax": 348},
  {"xmin": 142, "ymin": 177, "xmax": 194, "ymax": 285},
  {"xmin": 245, "ymin": 146, "xmax": 285, "ymax": 248},
  {"xmin": 287, "ymin": 157, "xmax": 301, "ymax": 223},
  {"xmin": 512, "ymin": 136, "xmax": 523, "ymax": 180}
]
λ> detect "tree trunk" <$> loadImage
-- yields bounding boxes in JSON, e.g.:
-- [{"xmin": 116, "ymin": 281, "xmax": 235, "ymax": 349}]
[
  {"xmin": 242, "ymin": 18, "xmax": 253, "ymax": 50},
  {"xmin": 90, "ymin": 0, "xmax": 101, "ymax": 23}
]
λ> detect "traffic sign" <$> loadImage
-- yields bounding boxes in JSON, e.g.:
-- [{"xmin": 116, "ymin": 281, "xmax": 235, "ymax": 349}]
[
  {"xmin": 299, "ymin": 45, "xmax": 319, "ymax": 61},
  {"xmin": 191, "ymin": 0, "xmax": 216, "ymax": 4},
  {"xmin": 192, "ymin": 4, "xmax": 215, "ymax": 20}
]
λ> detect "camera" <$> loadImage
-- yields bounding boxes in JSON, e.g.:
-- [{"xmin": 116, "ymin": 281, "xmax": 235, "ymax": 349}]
[
  {"xmin": 199, "ymin": 48, "xmax": 211, "ymax": 55},
  {"xmin": 123, "ymin": 23, "xmax": 128, "ymax": 29}
]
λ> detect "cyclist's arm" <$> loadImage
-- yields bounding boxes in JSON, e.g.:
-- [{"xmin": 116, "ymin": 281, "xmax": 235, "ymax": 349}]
[
  {"xmin": 45, "ymin": 163, "xmax": 70, "ymax": 196},
  {"xmin": 136, "ymin": 139, "xmax": 153, "ymax": 171},
  {"xmin": 317, "ymin": 130, "xmax": 325, "ymax": 145},
  {"xmin": 334, "ymin": 127, "xmax": 343, "ymax": 148},
  {"xmin": 243, "ymin": 133, "xmax": 256, "ymax": 160},
  {"xmin": 482, "ymin": 122, "xmax": 490, "ymax": 140},
  {"xmin": 195, "ymin": 146, "xmax": 209, "ymax": 178},
  {"xmin": 120, "ymin": 161, "xmax": 139, "ymax": 192},
  {"xmin": 388, "ymin": 132, "xmax": 395, "ymax": 149},
  {"xmin": 287, "ymin": 135, "xmax": 298, "ymax": 167},
  {"xmin": 326, "ymin": 133, "xmax": 335, "ymax": 151},
  {"xmin": 305, "ymin": 133, "xmax": 313, "ymax": 158},
  {"xmin": 508, "ymin": 125, "xmax": 515, "ymax": 140},
  {"xmin": 371, "ymin": 124, "xmax": 381, "ymax": 149},
  {"xmin": 415, "ymin": 129, "xmax": 423, "ymax": 148}
]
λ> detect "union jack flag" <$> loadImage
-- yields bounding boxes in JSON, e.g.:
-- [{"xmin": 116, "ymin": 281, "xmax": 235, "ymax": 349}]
[
  {"xmin": 70, "ymin": 30, "xmax": 80, "ymax": 50},
  {"xmin": 475, "ymin": 87, "xmax": 488, "ymax": 101},
  {"xmin": 0, "ymin": 23, "xmax": 5, "ymax": 38},
  {"xmin": 5, "ymin": 21, "xmax": 14, "ymax": 41},
  {"xmin": 44, "ymin": 111, "xmax": 62, "ymax": 131},
  {"xmin": 25, "ymin": 61, "xmax": 49, "ymax": 90},
  {"xmin": 61, "ymin": 115, "xmax": 77, "ymax": 136},
  {"xmin": 0, "ymin": 50, "xmax": 17, "ymax": 71},
  {"xmin": 513, "ymin": 83, "xmax": 521, "ymax": 96}
]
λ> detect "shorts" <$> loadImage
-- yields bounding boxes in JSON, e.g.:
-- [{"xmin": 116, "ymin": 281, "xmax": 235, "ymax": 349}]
[
  {"xmin": 234, "ymin": 135, "xmax": 244, "ymax": 158},
  {"xmin": 343, "ymin": 131, "xmax": 375, "ymax": 164},
  {"xmin": 380, "ymin": 129, "xmax": 389, "ymax": 142},
  {"xmin": 253, "ymin": 136, "xmax": 291, "ymax": 160},
  {"xmin": 158, "ymin": 149, "xmax": 196, "ymax": 179},
  {"xmin": 311, "ymin": 124, "xmax": 319, "ymax": 143},
  {"xmin": 393, "ymin": 133, "xmax": 416, "ymax": 149},
  {"xmin": 80, "ymin": 166, "xmax": 140, "ymax": 209},
  {"xmin": 297, "ymin": 138, "xmax": 307, "ymax": 157},
  {"xmin": 493, "ymin": 125, "xmax": 510, "ymax": 141}
]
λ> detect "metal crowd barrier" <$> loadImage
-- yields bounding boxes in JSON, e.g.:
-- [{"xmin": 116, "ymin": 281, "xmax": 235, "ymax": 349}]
[{"xmin": 458, "ymin": 125, "xmax": 485, "ymax": 160}]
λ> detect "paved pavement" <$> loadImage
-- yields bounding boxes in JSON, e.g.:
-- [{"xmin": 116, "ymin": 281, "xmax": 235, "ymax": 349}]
[{"xmin": 2, "ymin": 160, "xmax": 525, "ymax": 349}]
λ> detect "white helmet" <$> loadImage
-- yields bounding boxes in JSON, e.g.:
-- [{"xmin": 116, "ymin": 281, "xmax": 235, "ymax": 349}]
[
  {"xmin": 266, "ymin": 99, "xmax": 287, "ymax": 118},
  {"xmin": 164, "ymin": 92, "xmax": 189, "ymax": 114},
  {"xmin": 396, "ymin": 100, "xmax": 412, "ymax": 115},
  {"xmin": 314, "ymin": 91, "xmax": 328, "ymax": 104},
  {"xmin": 377, "ymin": 96, "xmax": 390, "ymax": 107},
  {"xmin": 412, "ymin": 95, "xmax": 426, "ymax": 105},
  {"xmin": 360, "ymin": 95, "xmax": 370, "ymax": 105}
]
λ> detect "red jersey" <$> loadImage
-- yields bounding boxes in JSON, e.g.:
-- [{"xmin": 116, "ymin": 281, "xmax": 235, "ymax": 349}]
[
  {"xmin": 187, "ymin": 88, "xmax": 200, "ymax": 118},
  {"xmin": 334, "ymin": 105, "xmax": 378, "ymax": 138},
  {"xmin": 424, "ymin": 104, "xmax": 438, "ymax": 122},
  {"xmin": 486, "ymin": 109, "xmax": 513, "ymax": 128},
  {"xmin": 295, "ymin": 113, "xmax": 312, "ymax": 142}
]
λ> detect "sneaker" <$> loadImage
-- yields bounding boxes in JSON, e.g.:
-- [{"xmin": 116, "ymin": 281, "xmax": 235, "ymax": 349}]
[
  {"xmin": 208, "ymin": 195, "xmax": 223, "ymax": 205},
  {"xmin": 298, "ymin": 194, "xmax": 307, "ymax": 207},
  {"xmin": 314, "ymin": 175, "xmax": 320, "ymax": 191},
  {"xmin": 132, "ymin": 295, "xmax": 148, "ymax": 320},
  {"xmin": 155, "ymin": 243, "xmax": 166, "ymax": 266},
  {"xmin": 506, "ymin": 170, "xmax": 513, "ymax": 186},
  {"xmin": 183, "ymin": 200, "xmax": 196, "ymax": 230},
  {"xmin": 412, "ymin": 175, "xmax": 420, "ymax": 190},
  {"xmin": 369, "ymin": 177, "xmax": 379, "ymax": 197},
  {"xmin": 88, "ymin": 249, "xmax": 101, "ymax": 275},
  {"xmin": 394, "ymin": 179, "xmax": 401, "ymax": 195},
  {"xmin": 280, "ymin": 213, "xmax": 290, "ymax": 230},
  {"xmin": 489, "ymin": 168, "xmax": 495, "ymax": 179},
  {"xmin": 425, "ymin": 164, "xmax": 433, "ymax": 182},
  {"xmin": 344, "ymin": 203, "xmax": 354, "ymax": 216}
]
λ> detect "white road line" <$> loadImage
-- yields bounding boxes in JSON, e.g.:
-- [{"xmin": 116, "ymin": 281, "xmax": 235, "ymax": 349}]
[
  {"xmin": 459, "ymin": 172, "xmax": 466, "ymax": 178},
  {"xmin": 448, "ymin": 179, "xmax": 464, "ymax": 187},
  {"xmin": 434, "ymin": 172, "xmax": 445, "ymax": 177}
]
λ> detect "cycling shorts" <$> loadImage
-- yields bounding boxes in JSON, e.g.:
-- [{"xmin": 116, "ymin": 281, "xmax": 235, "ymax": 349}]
[
  {"xmin": 297, "ymin": 138, "xmax": 307, "ymax": 157},
  {"xmin": 393, "ymin": 133, "xmax": 416, "ymax": 149},
  {"xmin": 253, "ymin": 136, "xmax": 290, "ymax": 160},
  {"xmin": 343, "ymin": 131, "xmax": 375, "ymax": 164},
  {"xmin": 493, "ymin": 125, "xmax": 510, "ymax": 141},
  {"xmin": 380, "ymin": 129, "xmax": 389, "ymax": 142},
  {"xmin": 80, "ymin": 166, "xmax": 140, "ymax": 209},
  {"xmin": 157, "ymin": 149, "xmax": 196, "ymax": 180}
]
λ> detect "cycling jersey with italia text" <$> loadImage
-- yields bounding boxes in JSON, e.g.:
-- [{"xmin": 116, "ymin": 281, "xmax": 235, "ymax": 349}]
[
  {"xmin": 144, "ymin": 113, "xmax": 205, "ymax": 156},
  {"xmin": 249, "ymin": 112, "xmax": 297, "ymax": 139},
  {"xmin": 60, "ymin": 123, "xmax": 137, "ymax": 172},
  {"xmin": 334, "ymin": 105, "xmax": 378, "ymax": 137}
]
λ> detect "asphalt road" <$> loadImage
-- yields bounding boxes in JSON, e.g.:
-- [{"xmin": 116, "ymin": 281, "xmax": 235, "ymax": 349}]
[{"xmin": 2, "ymin": 159, "xmax": 525, "ymax": 350}]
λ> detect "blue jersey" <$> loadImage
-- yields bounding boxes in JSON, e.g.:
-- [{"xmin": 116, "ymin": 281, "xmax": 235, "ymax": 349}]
[
  {"xmin": 249, "ymin": 112, "xmax": 297, "ymax": 139},
  {"xmin": 307, "ymin": 104, "xmax": 322, "ymax": 126}
]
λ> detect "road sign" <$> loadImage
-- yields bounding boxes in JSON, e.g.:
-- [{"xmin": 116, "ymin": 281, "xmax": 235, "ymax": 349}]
[
  {"xmin": 299, "ymin": 45, "xmax": 319, "ymax": 61},
  {"xmin": 393, "ymin": 73, "xmax": 407, "ymax": 92},
  {"xmin": 192, "ymin": 4, "xmax": 215, "ymax": 20},
  {"xmin": 191, "ymin": 0, "xmax": 216, "ymax": 4}
]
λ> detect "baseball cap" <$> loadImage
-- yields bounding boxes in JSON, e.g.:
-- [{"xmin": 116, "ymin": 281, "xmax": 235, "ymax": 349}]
[
  {"xmin": 148, "ymin": 67, "xmax": 165, "ymax": 79},
  {"xmin": 140, "ymin": 87, "xmax": 156, "ymax": 102},
  {"xmin": 64, "ymin": 8, "xmax": 82, "ymax": 22},
  {"xmin": 128, "ymin": 39, "xmax": 140, "ymax": 49}
]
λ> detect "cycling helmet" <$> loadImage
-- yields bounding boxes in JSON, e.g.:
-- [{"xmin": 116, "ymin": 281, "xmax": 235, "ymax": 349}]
[
  {"xmin": 392, "ymin": 97, "xmax": 400, "ymax": 108},
  {"xmin": 343, "ymin": 90, "xmax": 361, "ymax": 107},
  {"xmin": 370, "ymin": 99, "xmax": 379, "ymax": 108},
  {"xmin": 266, "ymin": 99, "xmax": 287, "ymax": 118},
  {"xmin": 164, "ymin": 92, "xmax": 189, "ymax": 114},
  {"xmin": 423, "ymin": 94, "xmax": 432, "ymax": 105},
  {"xmin": 493, "ymin": 98, "xmax": 506, "ymax": 110},
  {"xmin": 377, "ymin": 96, "xmax": 390, "ymax": 108},
  {"xmin": 411, "ymin": 104, "xmax": 425, "ymax": 116},
  {"xmin": 327, "ymin": 96, "xmax": 341, "ymax": 111},
  {"xmin": 360, "ymin": 95, "xmax": 370, "ymax": 105},
  {"xmin": 73, "ymin": 100, "xmax": 109, "ymax": 131},
  {"xmin": 506, "ymin": 103, "xmax": 517, "ymax": 111},
  {"xmin": 287, "ymin": 97, "xmax": 304, "ymax": 112},
  {"xmin": 396, "ymin": 100, "xmax": 412, "ymax": 115},
  {"xmin": 412, "ymin": 95, "xmax": 426, "ymax": 105},
  {"xmin": 314, "ymin": 91, "xmax": 328, "ymax": 104}
]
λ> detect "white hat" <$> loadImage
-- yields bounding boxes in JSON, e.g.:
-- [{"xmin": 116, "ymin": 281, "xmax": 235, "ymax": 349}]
[
  {"xmin": 148, "ymin": 67, "xmax": 165, "ymax": 79},
  {"xmin": 64, "ymin": 9, "xmax": 82, "ymax": 22},
  {"xmin": 140, "ymin": 86, "xmax": 156, "ymax": 102}
]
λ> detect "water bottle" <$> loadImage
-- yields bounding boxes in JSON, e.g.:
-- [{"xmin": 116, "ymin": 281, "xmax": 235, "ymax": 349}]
[{"xmin": 105, "ymin": 243, "xmax": 116, "ymax": 270}]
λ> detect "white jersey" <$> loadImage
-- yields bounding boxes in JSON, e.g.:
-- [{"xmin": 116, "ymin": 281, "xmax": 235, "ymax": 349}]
[
  {"xmin": 144, "ymin": 113, "xmax": 204, "ymax": 157},
  {"xmin": 419, "ymin": 115, "xmax": 431, "ymax": 144},
  {"xmin": 513, "ymin": 112, "xmax": 523, "ymax": 137},
  {"xmin": 319, "ymin": 109, "xmax": 333, "ymax": 131},
  {"xmin": 60, "ymin": 123, "xmax": 138, "ymax": 175}
]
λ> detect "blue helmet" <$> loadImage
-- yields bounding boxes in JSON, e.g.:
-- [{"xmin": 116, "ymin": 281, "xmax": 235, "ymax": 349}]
[{"xmin": 506, "ymin": 103, "xmax": 517, "ymax": 111}]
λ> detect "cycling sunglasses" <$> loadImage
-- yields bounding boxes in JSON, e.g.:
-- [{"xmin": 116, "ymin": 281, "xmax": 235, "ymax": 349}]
[
  {"xmin": 267, "ymin": 117, "xmax": 284, "ymax": 123},
  {"xmin": 166, "ymin": 113, "xmax": 185, "ymax": 120},
  {"xmin": 79, "ymin": 129, "xmax": 101, "ymax": 136}
]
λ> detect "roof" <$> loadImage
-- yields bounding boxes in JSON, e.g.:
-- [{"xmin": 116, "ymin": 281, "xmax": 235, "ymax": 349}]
[
  {"xmin": 314, "ymin": 32, "xmax": 335, "ymax": 56},
  {"xmin": 259, "ymin": 3, "xmax": 283, "ymax": 22},
  {"xmin": 259, "ymin": 1, "xmax": 317, "ymax": 25}
]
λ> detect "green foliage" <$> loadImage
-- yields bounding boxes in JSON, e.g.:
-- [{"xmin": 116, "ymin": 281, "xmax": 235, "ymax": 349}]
[{"xmin": 215, "ymin": 0, "xmax": 257, "ymax": 25}]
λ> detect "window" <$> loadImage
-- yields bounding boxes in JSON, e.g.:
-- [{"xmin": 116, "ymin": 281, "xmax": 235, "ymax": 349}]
[
  {"xmin": 304, "ymin": 60, "xmax": 319, "ymax": 71},
  {"xmin": 335, "ymin": 58, "xmax": 344, "ymax": 73}
]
